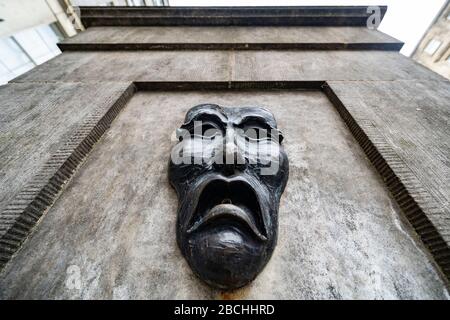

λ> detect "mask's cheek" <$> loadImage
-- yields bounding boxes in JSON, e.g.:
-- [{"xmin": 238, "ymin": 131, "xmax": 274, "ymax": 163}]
[
  {"xmin": 253, "ymin": 153, "xmax": 288, "ymax": 191},
  {"xmin": 253, "ymin": 140, "xmax": 282, "ymax": 176},
  {"xmin": 169, "ymin": 142, "xmax": 222, "ymax": 194},
  {"xmin": 174, "ymin": 137, "xmax": 224, "ymax": 166},
  {"xmin": 200, "ymin": 138, "xmax": 223, "ymax": 166}
]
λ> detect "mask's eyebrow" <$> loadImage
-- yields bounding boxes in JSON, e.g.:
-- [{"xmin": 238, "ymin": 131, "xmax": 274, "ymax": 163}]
[
  {"xmin": 237, "ymin": 115, "xmax": 276, "ymax": 130},
  {"xmin": 237, "ymin": 115, "xmax": 284, "ymax": 143},
  {"xmin": 180, "ymin": 112, "xmax": 227, "ymax": 130}
]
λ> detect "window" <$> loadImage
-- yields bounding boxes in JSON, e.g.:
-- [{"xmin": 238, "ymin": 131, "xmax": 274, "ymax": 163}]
[
  {"xmin": 447, "ymin": 56, "xmax": 450, "ymax": 64},
  {"xmin": 424, "ymin": 39, "xmax": 442, "ymax": 55},
  {"xmin": 127, "ymin": 0, "xmax": 145, "ymax": 5},
  {"xmin": 0, "ymin": 37, "xmax": 35, "ymax": 85},
  {"xmin": 13, "ymin": 24, "xmax": 63, "ymax": 65},
  {"xmin": 0, "ymin": 23, "xmax": 63, "ymax": 85}
]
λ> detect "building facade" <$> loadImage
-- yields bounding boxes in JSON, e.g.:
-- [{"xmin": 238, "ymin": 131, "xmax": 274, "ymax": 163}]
[
  {"xmin": 412, "ymin": 0, "xmax": 450, "ymax": 79},
  {"xmin": 0, "ymin": 6, "xmax": 449, "ymax": 299},
  {"xmin": 72, "ymin": 0, "xmax": 169, "ymax": 6},
  {"xmin": 0, "ymin": 0, "xmax": 168, "ymax": 85},
  {"xmin": 0, "ymin": 0, "xmax": 81, "ymax": 85}
]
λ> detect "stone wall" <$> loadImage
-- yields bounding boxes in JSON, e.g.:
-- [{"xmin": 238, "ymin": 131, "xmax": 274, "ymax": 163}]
[{"xmin": 0, "ymin": 7, "xmax": 449, "ymax": 299}]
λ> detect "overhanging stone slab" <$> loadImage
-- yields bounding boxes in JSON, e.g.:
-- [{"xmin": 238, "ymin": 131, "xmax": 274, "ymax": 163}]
[
  {"xmin": 11, "ymin": 51, "xmax": 443, "ymax": 84},
  {"xmin": 58, "ymin": 26, "xmax": 403, "ymax": 51},
  {"xmin": 12, "ymin": 51, "xmax": 230, "ymax": 83},
  {"xmin": 232, "ymin": 51, "xmax": 445, "ymax": 82},
  {"xmin": 79, "ymin": 6, "xmax": 387, "ymax": 27}
]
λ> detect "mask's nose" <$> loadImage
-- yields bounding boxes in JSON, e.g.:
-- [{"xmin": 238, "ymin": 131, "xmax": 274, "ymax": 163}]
[{"xmin": 214, "ymin": 127, "xmax": 246, "ymax": 175}]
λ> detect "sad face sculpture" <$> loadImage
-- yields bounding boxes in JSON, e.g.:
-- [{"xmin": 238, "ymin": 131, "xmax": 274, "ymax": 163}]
[{"xmin": 169, "ymin": 104, "xmax": 289, "ymax": 290}]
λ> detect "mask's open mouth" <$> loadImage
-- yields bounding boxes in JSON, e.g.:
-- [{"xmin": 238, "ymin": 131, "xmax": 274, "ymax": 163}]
[{"xmin": 187, "ymin": 179, "xmax": 267, "ymax": 241}]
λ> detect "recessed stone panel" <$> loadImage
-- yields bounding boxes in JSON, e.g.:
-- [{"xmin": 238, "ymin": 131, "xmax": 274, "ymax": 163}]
[{"xmin": 0, "ymin": 91, "xmax": 446, "ymax": 299}]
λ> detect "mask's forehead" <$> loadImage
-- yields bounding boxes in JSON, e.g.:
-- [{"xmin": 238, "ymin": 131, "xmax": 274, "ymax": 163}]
[
  {"xmin": 183, "ymin": 105, "xmax": 278, "ymax": 129},
  {"xmin": 184, "ymin": 104, "xmax": 226, "ymax": 124}
]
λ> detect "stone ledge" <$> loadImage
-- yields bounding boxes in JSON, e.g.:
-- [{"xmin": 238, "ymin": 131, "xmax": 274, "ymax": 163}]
[
  {"xmin": 59, "ymin": 25, "xmax": 403, "ymax": 52},
  {"xmin": 79, "ymin": 6, "xmax": 388, "ymax": 27},
  {"xmin": 58, "ymin": 42, "xmax": 403, "ymax": 51}
]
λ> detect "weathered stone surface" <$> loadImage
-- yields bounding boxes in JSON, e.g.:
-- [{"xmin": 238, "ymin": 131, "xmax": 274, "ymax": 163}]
[
  {"xmin": 328, "ymin": 80, "xmax": 450, "ymax": 244},
  {"xmin": 13, "ymin": 51, "xmax": 229, "ymax": 83},
  {"xmin": 0, "ymin": 91, "xmax": 447, "ymax": 299},
  {"xmin": 12, "ymin": 51, "xmax": 443, "ymax": 84},
  {"xmin": 59, "ymin": 26, "xmax": 402, "ymax": 51},
  {"xmin": 0, "ymin": 82, "xmax": 132, "ymax": 215},
  {"xmin": 1, "ymin": 6, "xmax": 449, "ymax": 299},
  {"xmin": 232, "ymin": 51, "xmax": 445, "ymax": 82}
]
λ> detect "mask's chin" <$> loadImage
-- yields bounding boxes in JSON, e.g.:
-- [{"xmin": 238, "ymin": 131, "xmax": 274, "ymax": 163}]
[
  {"xmin": 179, "ymin": 177, "xmax": 273, "ymax": 289},
  {"xmin": 185, "ymin": 221, "xmax": 268, "ymax": 290}
]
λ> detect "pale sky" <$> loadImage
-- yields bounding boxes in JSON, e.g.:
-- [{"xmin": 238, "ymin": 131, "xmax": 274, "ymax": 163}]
[{"xmin": 170, "ymin": 0, "xmax": 448, "ymax": 56}]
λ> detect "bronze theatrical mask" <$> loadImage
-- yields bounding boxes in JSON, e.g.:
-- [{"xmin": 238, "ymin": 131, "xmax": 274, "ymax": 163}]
[{"xmin": 169, "ymin": 104, "xmax": 289, "ymax": 290}]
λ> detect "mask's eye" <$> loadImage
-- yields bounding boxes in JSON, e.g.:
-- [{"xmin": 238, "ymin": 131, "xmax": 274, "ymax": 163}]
[
  {"xmin": 242, "ymin": 124, "xmax": 272, "ymax": 141},
  {"xmin": 192, "ymin": 122, "xmax": 221, "ymax": 138},
  {"xmin": 242, "ymin": 127, "xmax": 259, "ymax": 140}
]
